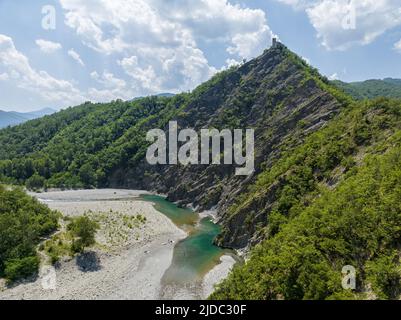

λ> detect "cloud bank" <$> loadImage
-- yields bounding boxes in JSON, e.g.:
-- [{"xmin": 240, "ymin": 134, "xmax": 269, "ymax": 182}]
[{"xmin": 277, "ymin": 0, "xmax": 401, "ymax": 50}]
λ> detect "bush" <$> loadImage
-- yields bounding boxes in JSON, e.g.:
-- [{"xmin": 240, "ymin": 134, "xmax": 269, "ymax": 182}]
[
  {"xmin": 4, "ymin": 256, "xmax": 40, "ymax": 282},
  {"xmin": 68, "ymin": 216, "xmax": 99, "ymax": 253},
  {"xmin": 26, "ymin": 173, "xmax": 46, "ymax": 191},
  {"xmin": 49, "ymin": 252, "xmax": 60, "ymax": 265}
]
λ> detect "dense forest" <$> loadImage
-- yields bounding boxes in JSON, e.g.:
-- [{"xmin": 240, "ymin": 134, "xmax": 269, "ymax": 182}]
[
  {"xmin": 1, "ymin": 43, "xmax": 401, "ymax": 299},
  {"xmin": 333, "ymin": 78, "xmax": 401, "ymax": 100}
]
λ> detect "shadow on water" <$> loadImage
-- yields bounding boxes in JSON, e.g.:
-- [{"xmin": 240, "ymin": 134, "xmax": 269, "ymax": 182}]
[{"xmin": 76, "ymin": 251, "xmax": 101, "ymax": 272}]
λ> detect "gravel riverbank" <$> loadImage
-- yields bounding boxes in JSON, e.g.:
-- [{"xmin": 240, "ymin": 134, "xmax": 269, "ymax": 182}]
[{"xmin": 0, "ymin": 189, "xmax": 236, "ymax": 300}]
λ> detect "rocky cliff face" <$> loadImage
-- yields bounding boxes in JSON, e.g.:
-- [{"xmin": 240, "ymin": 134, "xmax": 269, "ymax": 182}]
[{"xmin": 110, "ymin": 43, "xmax": 342, "ymax": 249}]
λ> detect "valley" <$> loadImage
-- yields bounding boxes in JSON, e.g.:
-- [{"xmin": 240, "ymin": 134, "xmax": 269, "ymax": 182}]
[
  {"xmin": 1, "ymin": 42, "xmax": 401, "ymax": 300},
  {"xmin": 0, "ymin": 189, "xmax": 235, "ymax": 300}
]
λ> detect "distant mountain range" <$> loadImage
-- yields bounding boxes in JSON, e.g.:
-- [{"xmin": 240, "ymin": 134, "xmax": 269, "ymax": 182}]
[
  {"xmin": 332, "ymin": 78, "xmax": 401, "ymax": 100},
  {"xmin": 0, "ymin": 108, "xmax": 56, "ymax": 128}
]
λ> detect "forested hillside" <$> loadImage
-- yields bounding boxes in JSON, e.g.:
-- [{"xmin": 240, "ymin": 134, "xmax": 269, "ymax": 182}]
[
  {"xmin": 333, "ymin": 78, "xmax": 401, "ymax": 100},
  {"xmin": 0, "ymin": 186, "xmax": 59, "ymax": 281},
  {"xmin": 0, "ymin": 95, "xmax": 189, "ymax": 188}
]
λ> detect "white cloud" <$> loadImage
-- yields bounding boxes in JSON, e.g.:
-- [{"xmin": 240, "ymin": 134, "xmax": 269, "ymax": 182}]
[
  {"xmin": 227, "ymin": 25, "xmax": 272, "ymax": 58},
  {"xmin": 91, "ymin": 70, "xmax": 126, "ymax": 89},
  {"xmin": 225, "ymin": 58, "xmax": 241, "ymax": 68},
  {"xmin": 0, "ymin": 72, "xmax": 9, "ymax": 81},
  {"xmin": 35, "ymin": 39, "xmax": 62, "ymax": 53},
  {"xmin": 2, "ymin": 2, "xmax": 280, "ymax": 108},
  {"xmin": 394, "ymin": 39, "xmax": 401, "ymax": 53},
  {"xmin": 87, "ymin": 87, "xmax": 131, "ymax": 102},
  {"xmin": 1, "ymin": 34, "xmax": 133, "ymax": 106},
  {"xmin": 0, "ymin": 34, "xmax": 85, "ymax": 106},
  {"xmin": 90, "ymin": 71, "xmax": 99, "ymax": 80},
  {"xmin": 118, "ymin": 56, "xmax": 160, "ymax": 92},
  {"xmin": 328, "ymin": 72, "xmax": 338, "ymax": 80},
  {"xmin": 59, "ymin": 0, "xmax": 275, "ymax": 95},
  {"xmin": 277, "ymin": 0, "xmax": 401, "ymax": 51},
  {"xmin": 154, "ymin": 0, "xmax": 275, "ymax": 59},
  {"xmin": 276, "ymin": 0, "xmax": 318, "ymax": 9},
  {"xmin": 68, "ymin": 48, "xmax": 85, "ymax": 66},
  {"xmin": 88, "ymin": 70, "xmax": 136, "ymax": 101}
]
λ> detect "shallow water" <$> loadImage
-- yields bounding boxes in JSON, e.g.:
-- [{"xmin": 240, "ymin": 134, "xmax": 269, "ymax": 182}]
[
  {"xmin": 140, "ymin": 195, "xmax": 226, "ymax": 289},
  {"xmin": 140, "ymin": 194, "xmax": 198, "ymax": 228}
]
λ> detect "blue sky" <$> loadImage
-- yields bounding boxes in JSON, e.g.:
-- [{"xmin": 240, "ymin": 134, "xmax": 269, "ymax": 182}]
[{"xmin": 0, "ymin": 0, "xmax": 401, "ymax": 112}]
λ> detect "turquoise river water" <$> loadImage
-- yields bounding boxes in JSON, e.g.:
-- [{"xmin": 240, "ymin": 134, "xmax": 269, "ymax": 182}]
[{"xmin": 140, "ymin": 194, "xmax": 229, "ymax": 287}]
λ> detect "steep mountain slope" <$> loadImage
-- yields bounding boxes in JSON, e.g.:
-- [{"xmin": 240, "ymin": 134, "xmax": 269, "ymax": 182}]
[
  {"xmin": 212, "ymin": 98, "xmax": 401, "ymax": 300},
  {"xmin": 0, "ymin": 43, "xmax": 345, "ymax": 249},
  {"xmin": 0, "ymin": 108, "xmax": 55, "ymax": 128},
  {"xmin": 333, "ymin": 78, "xmax": 401, "ymax": 100},
  {"xmin": 112, "ymin": 43, "xmax": 345, "ymax": 248}
]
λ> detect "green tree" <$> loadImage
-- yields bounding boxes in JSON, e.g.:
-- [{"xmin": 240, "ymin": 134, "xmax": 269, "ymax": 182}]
[
  {"xmin": 26, "ymin": 173, "xmax": 46, "ymax": 191},
  {"xmin": 79, "ymin": 163, "xmax": 95, "ymax": 187},
  {"xmin": 68, "ymin": 216, "xmax": 99, "ymax": 253}
]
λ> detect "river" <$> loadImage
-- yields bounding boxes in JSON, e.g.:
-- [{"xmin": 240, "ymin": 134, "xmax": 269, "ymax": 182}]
[{"xmin": 141, "ymin": 194, "xmax": 236, "ymax": 299}]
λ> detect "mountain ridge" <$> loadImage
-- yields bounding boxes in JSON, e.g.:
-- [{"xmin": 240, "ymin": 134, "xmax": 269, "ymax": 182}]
[{"xmin": 111, "ymin": 42, "xmax": 345, "ymax": 248}]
